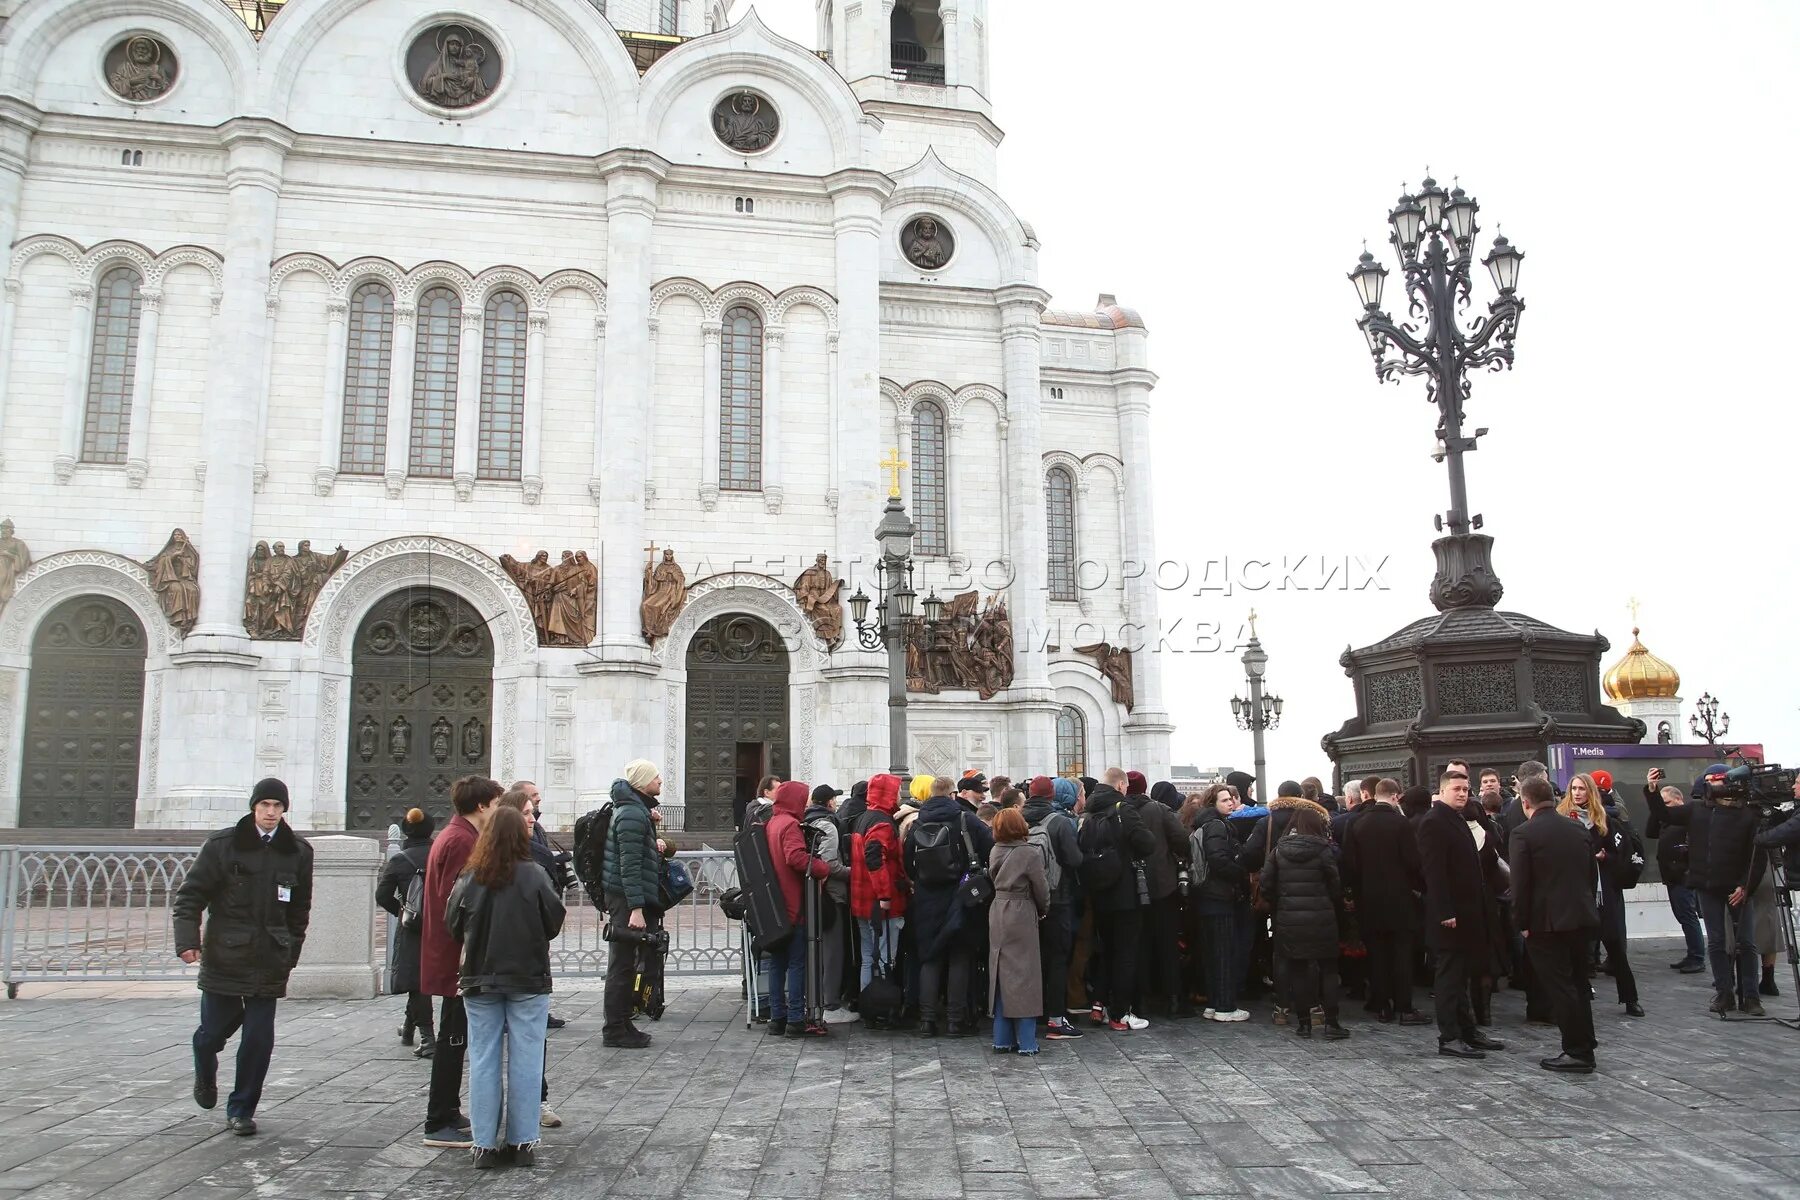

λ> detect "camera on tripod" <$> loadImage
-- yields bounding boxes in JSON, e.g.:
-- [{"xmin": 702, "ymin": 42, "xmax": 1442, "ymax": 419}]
[{"xmin": 1703, "ymin": 763, "xmax": 1797, "ymax": 813}]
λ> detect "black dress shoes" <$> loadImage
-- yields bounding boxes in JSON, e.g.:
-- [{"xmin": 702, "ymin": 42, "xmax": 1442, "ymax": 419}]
[
  {"xmin": 227, "ymin": 1116, "xmax": 257, "ymax": 1136},
  {"xmin": 193, "ymin": 1076, "xmax": 218, "ymax": 1111},
  {"xmin": 1437, "ymin": 1040, "xmax": 1486, "ymax": 1060},
  {"xmin": 1467, "ymin": 1033, "xmax": 1506, "ymax": 1052},
  {"xmin": 1624, "ymin": 1003, "xmax": 1646, "ymax": 1017},
  {"xmin": 1539, "ymin": 1053, "xmax": 1595, "ymax": 1074}
]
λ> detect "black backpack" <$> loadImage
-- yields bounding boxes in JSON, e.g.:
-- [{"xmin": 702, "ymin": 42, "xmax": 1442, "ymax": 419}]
[
  {"xmin": 911, "ymin": 819, "xmax": 965, "ymax": 887},
  {"xmin": 399, "ymin": 864, "xmax": 426, "ymax": 933},
  {"xmin": 571, "ymin": 802, "xmax": 614, "ymax": 905},
  {"xmin": 1611, "ymin": 819, "xmax": 1647, "ymax": 890},
  {"xmin": 1078, "ymin": 809, "xmax": 1126, "ymax": 891}
]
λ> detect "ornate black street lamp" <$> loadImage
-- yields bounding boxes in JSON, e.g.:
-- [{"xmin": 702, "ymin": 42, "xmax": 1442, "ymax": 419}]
[
  {"xmin": 1688, "ymin": 692, "xmax": 1731, "ymax": 750},
  {"xmin": 1229, "ymin": 612, "xmax": 1282, "ymax": 804},
  {"xmin": 848, "ymin": 453, "xmax": 941, "ymax": 776},
  {"xmin": 1350, "ymin": 175, "xmax": 1524, "ymax": 608}
]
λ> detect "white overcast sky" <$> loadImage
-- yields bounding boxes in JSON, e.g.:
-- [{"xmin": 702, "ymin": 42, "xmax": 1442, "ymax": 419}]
[{"xmin": 750, "ymin": 0, "xmax": 1800, "ymax": 777}]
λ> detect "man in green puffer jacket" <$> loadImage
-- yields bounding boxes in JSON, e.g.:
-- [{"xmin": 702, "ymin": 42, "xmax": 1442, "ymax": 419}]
[{"xmin": 601, "ymin": 760, "xmax": 665, "ymax": 1048}]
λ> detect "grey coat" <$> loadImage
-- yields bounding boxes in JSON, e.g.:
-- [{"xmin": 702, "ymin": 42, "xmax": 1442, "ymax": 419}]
[{"xmin": 987, "ymin": 840, "xmax": 1049, "ymax": 1018}]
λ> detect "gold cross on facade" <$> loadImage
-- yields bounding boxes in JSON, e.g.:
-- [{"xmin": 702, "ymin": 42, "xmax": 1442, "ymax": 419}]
[
  {"xmin": 1628, "ymin": 596, "xmax": 1641, "ymax": 628},
  {"xmin": 880, "ymin": 447, "xmax": 908, "ymax": 498},
  {"xmin": 1247, "ymin": 608, "xmax": 1259, "ymax": 639}
]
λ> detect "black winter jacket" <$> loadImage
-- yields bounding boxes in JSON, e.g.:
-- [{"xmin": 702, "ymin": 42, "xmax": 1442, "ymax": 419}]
[
  {"xmin": 1646, "ymin": 792, "xmax": 1691, "ymax": 886},
  {"xmin": 1645, "ymin": 785, "xmax": 1764, "ymax": 895},
  {"xmin": 1261, "ymin": 832, "xmax": 1341, "ymax": 960},
  {"xmin": 1126, "ymin": 792, "xmax": 1189, "ymax": 900},
  {"xmin": 1340, "ymin": 802, "xmax": 1422, "ymax": 934},
  {"xmin": 1021, "ymin": 797, "xmax": 1083, "ymax": 905},
  {"xmin": 445, "ymin": 859, "xmax": 566, "ymax": 995},
  {"xmin": 376, "ymin": 835, "xmax": 432, "ymax": 994},
  {"xmin": 1078, "ymin": 787, "xmax": 1156, "ymax": 912},
  {"xmin": 1191, "ymin": 807, "xmax": 1248, "ymax": 904},
  {"xmin": 173, "ymin": 815, "xmax": 314, "ymax": 998}
]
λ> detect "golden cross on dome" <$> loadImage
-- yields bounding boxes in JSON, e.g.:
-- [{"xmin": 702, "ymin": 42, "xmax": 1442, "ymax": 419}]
[
  {"xmin": 1248, "ymin": 608, "xmax": 1259, "ymax": 639},
  {"xmin": 880, "ymin": 447, "xmax": 907, "ymax": 498},
  {"xmin": 1628, "ymin": 596, "xmax": 1641, "ymax": 630}
]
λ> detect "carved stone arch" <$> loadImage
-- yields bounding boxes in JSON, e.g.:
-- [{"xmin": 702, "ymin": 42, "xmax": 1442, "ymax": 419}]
[
  {"xmin": 654, "ymin": 573, "xmax": 822, "ymax": 673},
  {"xmin": 951, "ymin": 383, "xmax": 1006, "ymax": 423},
  {"xmin": 903, "ymin": 380, "xmax": 955, "ymax": 414},
  {"xmin": 879, "ymin": 378, "xmax": 905, "ymax": 407},
  {"xmin": 268, "ymin": 252, "xmax": 343, "ymax": 301},
  {"xmin": 302, "ymin": 536, "xmax": 536, "ymax": 669},
  {"xmin": 536, "ymin": 269, "xmax": 607, "ymax": 313},
  {"xmin": 1042, "ymin": 450, "xmax": 1085, "ymax": 483},
  {"xmin": 1081, "ymin": 452, "xmax": 1125, "ymax": 492},
  {"xmin": 0, "ymin": 551, "xmax": 174, "ymax": 662},
  {"xmin": 335, "ymin": 258, "xmax": 407, "ymax": 304},
  {"xmin": 8, "ymin": 233, "xmax": 84, "ymax": 283},
  {"xmin": 649, "ymin": 276, "xmax": 713, "ymax": 320},
  {"xmin": 144, "ymin": 245, "xmax": 225, "ymax": 294},
  {"xmin": 402, "ymin": 260, "xmax": 477, "ymax": 306},
  {"xmin": 0, "ymin": 0, "xmax": 258, "ymax": 101},
  {"xmin": 79, "ymin": 241, "xmax": 159, "ymax": 288},
  {"xmin": 888, "ymin": 149, "xmax": 1036, "ymax": 282},
  {"xmin": 469, "ymin": 265, "xmax": 543, "ymax": 309},
  {"xmin": 770, "ymin": 286, "xmax": 839, "ymax": 330},
  {"xmin": 708, "ymin": 281, "xmax": 778, "ymax": 324}
]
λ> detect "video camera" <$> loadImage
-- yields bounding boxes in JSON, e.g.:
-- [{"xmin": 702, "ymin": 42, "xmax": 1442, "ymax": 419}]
[
  {"xmin": 603, "ymin": 922, "xmax": 671, "ymax": 955},
  {"xmin": 1703, "ymin": 763, "xmax": 1798, "ymax": 814}
]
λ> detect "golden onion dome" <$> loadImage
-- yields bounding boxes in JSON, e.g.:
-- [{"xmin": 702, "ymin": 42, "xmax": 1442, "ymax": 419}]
[{"xmin": 1603, "ymin": 627, "xmax": 1681, "ymax": 701}]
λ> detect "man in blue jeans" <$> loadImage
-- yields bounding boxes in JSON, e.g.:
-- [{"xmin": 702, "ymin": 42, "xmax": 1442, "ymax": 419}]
[
  {"xmin": 765, "ymin": 780, "xmax": 849, "ymax": 1037},
  {"xmin": 1646, "ymin": 782, "xmax": 1707, "ymax": 971}
]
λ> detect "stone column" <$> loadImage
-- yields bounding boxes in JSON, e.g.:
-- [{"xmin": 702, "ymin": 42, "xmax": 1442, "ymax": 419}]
[
  {"xmin": 698, "ymin": 320, "xmax": 721, "ymax": 509},
  {"xmin": 253, "ymin": 296, "xmax": 277, "ymax": 492},
  {"xmin": 286, "ymin": 834, "xmax": 383, "ymax": 999},
  {"xmin": 451, "ymin": 306, "xmax": 483, "ymax": 500},
  {"xmin": 762, "ymin": 324, "xmax": 784, "ymax": 513},
  {"xmin": 0, "ymin": 100, "xmax": 41, "ymax": 474},
  {"xmin": 942, "ymin": 2, "xmax": 961, "ymax": 86},
  {"xmin": 998, "ymin": 286, "xmax": 1051, "ymax": 691},
  {"xmin": 896, "ymin": 402, "xmax": 913, "ymax": 509},
  {"xmin": 587, "ymin": 312, "xmax": 607, "ymax": 504},
  {"xmin": 382, "ymin": 302, "xmax": 418, "ymax": 500},
  {"xmin": 1113, "ymin": 326, "xmax": 1171, "ymax": 776},
  {"xmin": 521, "ymin": 310, "xmax": 547, "ymax": 503},
  {"xmin": 946, "ymin": 412, "xmax": 963, "ymax": 561},
  {"xmin": 122, "ymin": 286, "xmax": 162, "ymax": 488},
  {"xmin": 593, "ymin": 149, "xmax": 666, "ymax": 662},
  {"xmin": 825, "ymin": 331, "xmax": 840, "ymax": 528},
  {"xmin": 313, "ymin": 298, "xmax": 347, "ymax": 495},
  {"xmin": 996, "ymin": 415, "xmax": 1011, "ymax": 565},
  {"xmin": 53, "ymin": 283, "xmax": 95, "ymax": 484}
]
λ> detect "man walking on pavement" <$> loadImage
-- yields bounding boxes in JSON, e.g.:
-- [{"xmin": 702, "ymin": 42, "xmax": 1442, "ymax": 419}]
[
  {"xmin": 173, "ymin": 778, "xmax": 314, "ymax": 1137},
  {"xmin": 1508, "ymin": 776, "xmax": 1600, "ymax": 1073}
]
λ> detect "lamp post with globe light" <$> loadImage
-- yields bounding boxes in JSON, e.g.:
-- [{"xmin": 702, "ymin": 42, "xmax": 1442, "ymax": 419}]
[
  {"xmin": 1688, "ymin": 692, "xmax": 1731, "ymax": 752},
  {"xmin": 1349, "ymin": 175, "xmax": 1524, "ymax": 610},
  {"xmin": 1230, "ymin": 612, "xmax": 1283, "ymax": 805}
]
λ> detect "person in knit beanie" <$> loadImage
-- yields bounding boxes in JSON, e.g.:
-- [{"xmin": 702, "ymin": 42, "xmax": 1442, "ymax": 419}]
[
  {"xmin": 378, "ymin": 807, "xmax": 437, "ymax": 1056},
  {"xmin": 1024, "ymin": 776, "xmax": 1084, "ymax": 1039}
]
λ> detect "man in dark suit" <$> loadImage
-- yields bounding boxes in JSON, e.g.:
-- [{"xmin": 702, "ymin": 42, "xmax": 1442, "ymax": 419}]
[
  {"xmin": 1509, "ymin": 775, "xmax": 1600, "ymax": 1072},
  {"xmin": 1341, "ymin": 778, "xmax": 1427, "ymax": 1025},
  {"xmin": 1417, "ymin": 769, "xmax": 1505, "ymax": 1060}
]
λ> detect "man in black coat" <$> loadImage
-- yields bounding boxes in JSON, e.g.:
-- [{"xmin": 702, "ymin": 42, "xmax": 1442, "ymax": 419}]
[
  {"xmin": 1126, "ymin": 772, "xmax": 1193, "ymax": 1017},
  {"xmin": 1509, "ymin": 775, "xmax": 1600, "ymax": 1072},
  {"xmin": 1416, "ymin": 769, "xmax": 1504, "ymax": 1059},
  {"xmin": 1647, "ymin": 782, "xmax": 1706, "ymax": 972},
  {"xmin": 1341, "ymin": 778, "xmax": 1426, "ymax": 1024},
  {"xmin": 1078, "ymin": 779, "xmax": 1156, "ymax": 1029},
  {"xmin": 173, "ymin": 778, "xmax": 314, "ymax": 1136}
]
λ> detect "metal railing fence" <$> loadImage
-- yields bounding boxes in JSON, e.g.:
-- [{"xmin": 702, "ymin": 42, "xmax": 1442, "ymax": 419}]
[{"xmin": 0, "ymin": 844, "xmax": 741, "ymax": 997}]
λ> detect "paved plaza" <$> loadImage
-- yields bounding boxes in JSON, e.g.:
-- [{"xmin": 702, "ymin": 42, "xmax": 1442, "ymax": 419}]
[{"xmin": 2, "ymin": 939, "xmax": 1798, "ymax": 1200}]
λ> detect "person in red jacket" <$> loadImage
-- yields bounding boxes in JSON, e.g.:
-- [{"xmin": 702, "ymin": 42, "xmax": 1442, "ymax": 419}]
[
  {"xmin": 764, "ymin": 780, "xmax": 849, "ymax": 1037},
  {"xmin": 420, "ymin": 776, "xmax": 502, "ymax": 1149},
  {"xmin": 851, "ymin": 774, "xmax": 909, "ymax": 1025}
]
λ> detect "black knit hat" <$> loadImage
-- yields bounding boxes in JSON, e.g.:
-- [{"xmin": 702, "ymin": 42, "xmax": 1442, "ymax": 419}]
[{"xmin": 250, "ymin": 777, "xmax": 290, "ymax": 811}]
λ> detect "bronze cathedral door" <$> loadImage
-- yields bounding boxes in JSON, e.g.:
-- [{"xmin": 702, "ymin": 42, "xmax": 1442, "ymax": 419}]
[
  {"xmin": 18, "ymin": 596, "xmax": 146, "ymax": 828},
  {"xmin": 346, "ymin": 587, "xmax": 494, "ymax": 831},
  {"xmin": 685, "ymin": 613, "xmax": 789, "ymax": 832}
]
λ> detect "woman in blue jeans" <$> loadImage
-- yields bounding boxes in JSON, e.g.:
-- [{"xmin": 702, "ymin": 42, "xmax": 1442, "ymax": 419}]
[{"xmin": 446, "ymin": 803, "xmax": 566, "ymax": 1168}]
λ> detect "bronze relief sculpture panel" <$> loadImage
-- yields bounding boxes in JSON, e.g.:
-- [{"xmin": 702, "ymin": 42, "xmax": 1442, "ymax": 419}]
[
  {"xmin": 407, "ymin": 23, "xmax": 501, "ymax": 110},
  {"xmin": 105, "ymin": 35, "xmax": 177, "ymax": 103},
  {"xmin": 0, "ymin": 519, "xmax": 31, "ymax": 615},
  {"xmin": 905, "ymin": 590, "xmax": 1014, "ymax": 701},
  {"xmin": 245, "ymin": 539, "xmax": 348, "ymax": 640},
  {"xmin": 640, "ymin": 546, "xmax": 687, "ymax": 644},
  {"xmin": 145, "ymin": 528, "xmax": 200, "ymax": 634},
  {"xmin": 902, "ymin": 215, "xmax": 954, "ymax": 271},
  {"xmin": 1075, "ymin": 641, "xmax": 1135, "ymax": 712},
  {"xmin": 712, "ymin": 90, "xmax": 780, "ymax": 153},
  {"xmin": 793, "ymin": 552, "xmax": 842, "ymax": 646},
  {"xmin": 501, "ymin": 549, "xmax": 597, "ymax": 647}
]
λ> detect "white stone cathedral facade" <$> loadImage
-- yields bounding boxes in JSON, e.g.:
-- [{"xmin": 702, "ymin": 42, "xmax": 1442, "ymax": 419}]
[{"xmin": 0, "ymin": 0, "xmax": 1172, "ymax": 833}]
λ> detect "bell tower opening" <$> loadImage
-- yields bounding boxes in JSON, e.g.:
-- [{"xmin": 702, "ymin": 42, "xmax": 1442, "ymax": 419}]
[{"xmin": 890, "ymin": 0, "xmax": 945, "ymax": 84}]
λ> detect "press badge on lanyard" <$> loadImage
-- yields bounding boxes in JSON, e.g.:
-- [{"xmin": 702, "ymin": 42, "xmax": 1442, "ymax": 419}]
[{"xmin": 277, "ymin": 884, "xmax": 292, "ymax": 903}]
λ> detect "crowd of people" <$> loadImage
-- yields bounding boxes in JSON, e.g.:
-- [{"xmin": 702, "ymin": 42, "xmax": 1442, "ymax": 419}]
[{"xmin": 167, "ymin": 755, "xmax": 1800, "ymax": 1168}]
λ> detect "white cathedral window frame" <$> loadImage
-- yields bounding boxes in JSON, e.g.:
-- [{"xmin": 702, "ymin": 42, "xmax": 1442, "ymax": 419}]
[
  {"xmin": 81, "ymin": 263, "xmax": 144, "ymax": 465},
  {"xmin": 1056, "ymin": 705, "xmax": 1086, "ymax": 777},
  {"xmin": 477, "ymin": 289, "xmax": 528, "ymax": 482},
  {"xmin": 1045, "ymin": 464, "xmax": 1078, "ymax": 602},
  {"xmin": 718, "ymin": 303, "xmax": 764, "ymax": 492},
  {"xmin": 408, "ymin": 285, "xmax": 462, "ymax": 479},
  {"xmin": 911, "ymin": 399, "xmax": 949, "ymax": 556},
  {"xmin": 338, "ymin": 279, "xmax": 395, "ymax": 477}
]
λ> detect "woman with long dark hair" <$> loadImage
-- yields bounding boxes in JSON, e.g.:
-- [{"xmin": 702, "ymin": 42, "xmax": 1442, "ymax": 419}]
[{"xmin": 446, "ymin": 804, "xmax": 565, "ymax": 1168}]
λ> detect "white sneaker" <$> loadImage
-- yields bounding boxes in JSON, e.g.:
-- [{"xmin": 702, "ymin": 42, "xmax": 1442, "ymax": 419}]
[
  {"xmin": 1220, "ymin": 1009, "xmax": 1250, "ymax": 1023},
  {"xmin": 823, "ymin": 1006, "xmax": 861, "ymax": 1024},
  {"xmin": 539, "ymin": 1107, "xmax": 563, "ymax": 1129},
  {"xmin": 1123, "ymin": 1012, "xmax": 1149, "ymax": 1031},
  {"xmin": 1202, "ymin": 1008, "xmax": 1218, "ymax": 1020}
]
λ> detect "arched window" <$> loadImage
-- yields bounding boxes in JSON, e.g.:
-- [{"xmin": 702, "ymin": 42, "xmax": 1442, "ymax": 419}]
[
  {"xmin": 477, "ymin": 290, "xmax": 527, "ymax": 481},
  {"xmin": 339, "ymin": 281, "xmax": 394, "ymax": 475},
  {"xmin": 720, "ymin": 304, "xmax": 763, "ymax": 491},
  {"xmin": 82, "ymin": 265, "xmax": 144, "ymax": 464},
  {"xmin": 1056, "ymin": 705, "xmax": 1086, "ymax": 778},
  {"xmin": 409, "ymin": 286, "xmax": 462, "ymax": 478},
  {"xmin": 912, "ymin": 401, "xmax": 948, "ymax": 555},
  {"xmin": 1045, "ymin": 465, "xmax": 1077, "ymax": 601}
]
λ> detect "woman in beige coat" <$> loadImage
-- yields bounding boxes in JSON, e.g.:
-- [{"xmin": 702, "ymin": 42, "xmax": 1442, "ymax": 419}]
[{"xmin": 988, "ymin": 808, "xmax": 1050, "ymax": 1054}]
